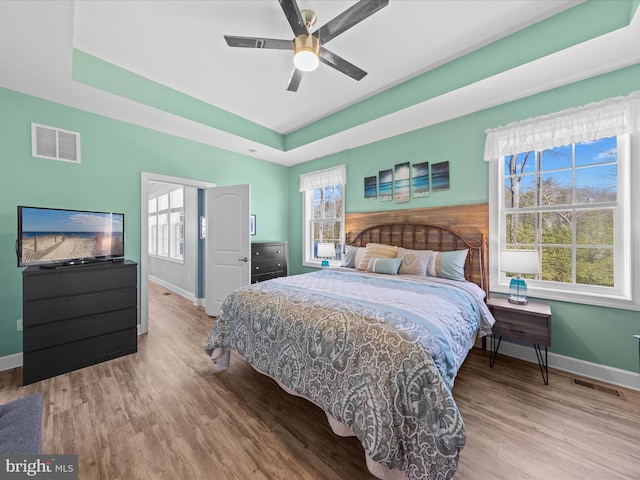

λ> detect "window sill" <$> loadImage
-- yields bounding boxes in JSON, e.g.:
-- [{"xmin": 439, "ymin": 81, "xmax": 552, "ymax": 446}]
[
  {"xmin": 303, "ymin": 260, "xmax": 342, "ymax": 269},
  {"xmin": 490, "ymin": 283, "xmax": 640, "ymax": 312}
]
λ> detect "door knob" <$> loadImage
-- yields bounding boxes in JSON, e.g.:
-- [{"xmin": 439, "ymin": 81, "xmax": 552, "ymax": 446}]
[{"xmin": 238, "ymin": 257, "xmax": 248, "ymax": 262}]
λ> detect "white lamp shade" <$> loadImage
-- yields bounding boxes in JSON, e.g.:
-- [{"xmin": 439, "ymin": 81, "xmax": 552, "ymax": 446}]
[
  {"xmin": 317, "ymin": 242, "xmax": 336, "ymax": 258},
  {"xmin": 500, "ymin": 249, "xmax": 539, "ymax": 275}
]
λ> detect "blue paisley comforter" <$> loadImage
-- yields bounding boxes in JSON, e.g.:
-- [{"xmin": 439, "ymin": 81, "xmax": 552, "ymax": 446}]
[{"xmin": 205, "ymin": 269, "xmax": 493, "ymax": 480}]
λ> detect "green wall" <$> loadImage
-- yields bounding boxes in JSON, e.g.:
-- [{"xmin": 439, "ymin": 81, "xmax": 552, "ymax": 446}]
[
  {"xmin": 0, "ymin": 87, "xmax": 289, "ymax": 358},
  {"xmin": 1, "ymin": 64, "xmax": 639, "ymax": 376},
  {"xmin": 287, "ymin": 64, "xmax": 640, "ymax": 374}
]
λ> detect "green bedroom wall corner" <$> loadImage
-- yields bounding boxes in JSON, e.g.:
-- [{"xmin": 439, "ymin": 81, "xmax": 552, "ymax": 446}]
[
  {"xmin": 0, "ymin": 86, "xmax": 289, "ymax": 359},
  {"xmin": 71, "ymin": 49, "xmax": 285, "ymax": 151}
]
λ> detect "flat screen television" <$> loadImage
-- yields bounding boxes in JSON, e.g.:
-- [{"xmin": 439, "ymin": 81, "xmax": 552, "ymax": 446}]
[{"xmin": 17, "ymin": 206, "xmax": 125, "ymax": 268}]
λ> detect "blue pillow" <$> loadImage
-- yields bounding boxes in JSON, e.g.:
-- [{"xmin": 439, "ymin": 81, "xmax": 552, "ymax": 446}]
[
  {"xmin": 341, "ymin": 245, "xmax": 360, "ymax": 268},
  {"xmin": 366, "ymin": 257, "xmax": 402, "ymax": 275},
  {"xmin": 427, "ymin": 249, "xmax": 468, "ymax": 281}
]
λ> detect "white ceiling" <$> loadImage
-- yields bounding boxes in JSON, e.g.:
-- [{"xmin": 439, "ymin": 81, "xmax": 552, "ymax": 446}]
[
  {"xmin": 1, "ymin": 1, "xmax": 639, "ymax": 166},
  {"xmin": 72, "ymin": 0, "xmax": 578, "ymax": 134}
]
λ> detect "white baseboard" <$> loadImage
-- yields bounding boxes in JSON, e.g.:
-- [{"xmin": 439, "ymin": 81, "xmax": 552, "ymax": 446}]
[
  {"xmin": 494, "ymin": 340, "xmax": 640, "ymax": 391},
  {"xmin": 0, "ymin": 352, "xmax": 23, "ymax": 371},
  {"xmin": 149, "ymin": 275, "xmax": 196, "ymax": 304}
]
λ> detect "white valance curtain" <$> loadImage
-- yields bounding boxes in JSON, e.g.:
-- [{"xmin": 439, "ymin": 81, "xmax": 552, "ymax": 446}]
[
  {"xmin": 484, "ymin": 91, "xmax": 640, "ymax": 161},
  {"xmin": 299, "ymin": 164, "xmax": 347, "ymax": 192}
]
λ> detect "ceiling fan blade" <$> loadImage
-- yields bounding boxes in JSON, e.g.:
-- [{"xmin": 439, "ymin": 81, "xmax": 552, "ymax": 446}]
[
  {"xmin": 278, "ymin": 0, "xmax": 307, "ymax": 36},
  {"xmin": 286, "ymin": 67, "xmax": 303, "ymax": 92},
  {"xmin": 319, "ymin": 47, "xmax": 367, "ymax": 81},
  {"xmin": 224, "ymin": 35, "xmax": 292, "ymax": 50},
  {"xmin": 315, "ymin": 0, "xmax": 389, "ymax": 44}
]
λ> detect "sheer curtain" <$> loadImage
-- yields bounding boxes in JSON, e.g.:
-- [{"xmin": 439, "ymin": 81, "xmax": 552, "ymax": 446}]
[
  {"xmin": 484, "ymin": 91, "xmax": 640, "ymax": 160},
  {"xmin": 299, "ymin": 164, "xmax": 347, "ymax": 191}
]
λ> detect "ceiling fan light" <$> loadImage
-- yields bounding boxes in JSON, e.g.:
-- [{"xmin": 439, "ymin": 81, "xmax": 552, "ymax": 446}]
[{"xmin": 293, "ymin": 34, "xmax": 320, "ymax": 72}]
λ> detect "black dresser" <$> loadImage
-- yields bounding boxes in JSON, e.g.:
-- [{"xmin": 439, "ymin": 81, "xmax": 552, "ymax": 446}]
[
  {"xmin": 251, "ymin": 242, "xmax": 287, "ymax": 283},
  {"xmin": 22, "ymin": 260, "xmax": 138, "ymax": 385}
]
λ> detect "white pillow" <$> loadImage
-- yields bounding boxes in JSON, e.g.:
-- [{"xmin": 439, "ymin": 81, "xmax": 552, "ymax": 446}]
[
  {"xmin": 354, "ymin": 247, "xmax": 366, "ymax": 269},
  {"xmin": 397, "ymin": 247, "xmax": 433, "ymax": 276}
]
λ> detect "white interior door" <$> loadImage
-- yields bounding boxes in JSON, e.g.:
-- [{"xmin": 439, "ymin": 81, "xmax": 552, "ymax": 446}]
[{"xmin": 205, "ymin": 184, "xmax": 250, "ymax": 317}]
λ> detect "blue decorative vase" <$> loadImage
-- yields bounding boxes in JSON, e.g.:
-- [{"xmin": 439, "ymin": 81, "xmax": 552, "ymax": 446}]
[{"xmin": 509, "ymin": 276, "xmax": 528, "ymax": 304}]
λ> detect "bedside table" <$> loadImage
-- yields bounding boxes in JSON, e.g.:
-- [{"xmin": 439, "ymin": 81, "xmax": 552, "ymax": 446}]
[{"xmin": 487, "ymin": 297, "xmax": 552, "ymax": 384}]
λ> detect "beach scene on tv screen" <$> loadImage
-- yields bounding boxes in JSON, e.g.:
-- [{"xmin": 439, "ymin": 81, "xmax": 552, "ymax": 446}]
[{"xmin": 21, "ymin": 208, "xmax": 124, "ymax": 265}]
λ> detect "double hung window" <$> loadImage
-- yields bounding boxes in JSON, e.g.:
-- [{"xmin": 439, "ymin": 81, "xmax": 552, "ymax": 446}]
[
  {"xmin": 486, "ymin": 92, "xmax": 640, "ymax": 309},
  {"xmin": 148, "ymin": 185, "xmax": 184, "ymax": 262},
  {"xmin": 300, "ymin": 165, "xmax": 346, "ymax": 267}
]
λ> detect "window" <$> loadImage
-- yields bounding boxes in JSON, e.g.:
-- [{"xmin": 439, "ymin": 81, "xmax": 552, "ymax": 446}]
[
  {"xmin": 300, "ymin": 165, "xmax": 346, "ymax": 267},
  {"xmin": 148, "ymin": 185, "xmax": 184, "ymax": 262},
  {"xmin": 503, "ymin": 137, "xmax": 622, "ymax": 288},
  {"xmin": 486, "ymin": 91, "xmax": 640, "ymax": 310}
]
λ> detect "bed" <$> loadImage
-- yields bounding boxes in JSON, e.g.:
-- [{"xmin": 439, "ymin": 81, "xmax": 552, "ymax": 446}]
[{"xmin": 205, "ymin": 222, "xmax": 494, "ymax": 480}]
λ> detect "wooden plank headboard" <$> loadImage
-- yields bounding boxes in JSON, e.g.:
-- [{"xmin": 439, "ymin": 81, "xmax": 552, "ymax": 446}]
[{"xmin": 345, "ymin": 203, "xmax": 489, "ymax": 295}]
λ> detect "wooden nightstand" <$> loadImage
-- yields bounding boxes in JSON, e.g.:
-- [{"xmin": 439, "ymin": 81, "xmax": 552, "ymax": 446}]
[{"xmin": 487, "ymin": 297, "xmax": 552, "ymax": 384}]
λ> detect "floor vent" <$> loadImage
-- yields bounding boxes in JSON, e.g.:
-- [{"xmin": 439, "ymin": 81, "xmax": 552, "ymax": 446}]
[{"xmin": 573, "ymin": 378, "xmax": 621, "ymax": 397}]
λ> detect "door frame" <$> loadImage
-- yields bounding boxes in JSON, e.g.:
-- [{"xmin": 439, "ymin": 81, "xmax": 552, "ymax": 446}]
[{"xmin": 140, "ymin": 172, "xmax": 215, "ymax": 334}]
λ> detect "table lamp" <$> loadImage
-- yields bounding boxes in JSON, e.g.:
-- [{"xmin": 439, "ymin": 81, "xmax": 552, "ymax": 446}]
[
  {"xmin": 317, "ymin": 243, "xmax": 336, "ymax": 268},
  {"xmin": 500, "ymin": 249, "xmax": 539, "ymax": 305}
]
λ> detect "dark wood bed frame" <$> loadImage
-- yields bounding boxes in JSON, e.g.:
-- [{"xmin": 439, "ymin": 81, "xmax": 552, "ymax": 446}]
[
  {"xmin": 345, "ymin": 204, "xmax": 489, "ymax": 297},
  {"xmin": 347, "ymin": 223, "xmax": 488, "ymax": 296}
]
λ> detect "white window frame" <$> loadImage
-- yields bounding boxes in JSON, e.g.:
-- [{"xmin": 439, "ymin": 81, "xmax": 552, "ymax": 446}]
[
  {"xmin": 300, "ymin": 165, "xmax": 346, "ymax": 268},
  {"xmin": 149, "ymin": 185, "xmax": 184, "ymax": 264},
  {"xmin": 487, "ymin": 92, "xmax": 640, "ymax": 310}
]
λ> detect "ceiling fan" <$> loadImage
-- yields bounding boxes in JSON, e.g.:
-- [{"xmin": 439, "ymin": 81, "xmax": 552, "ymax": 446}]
[{"xmin": 224, "ymin": 0, "xmax": 389, "ymax": 92}]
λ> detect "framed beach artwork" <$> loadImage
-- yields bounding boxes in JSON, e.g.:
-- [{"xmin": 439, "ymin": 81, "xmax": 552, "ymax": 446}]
[
  {"xmin": 378, "ymin": 169, "xmax": 393, "ymax": 202},
  {"xmin": 364, "ymin": 176, "xmax": 377, "ymax": 200},
  {"xmin": 431, "ymin": 161, "xmax": 450, "ymax": 192},
  {"xmin": 394, "ymin": 162, "xmax": 410, "ymax": 203},
  {"xmin": 412, "ymin": 162, "xmax": 429, "ymax": 198}
]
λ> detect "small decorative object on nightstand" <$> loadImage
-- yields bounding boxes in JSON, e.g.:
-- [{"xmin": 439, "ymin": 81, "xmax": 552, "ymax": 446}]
[
  {"xmin": 317, "ymin": 242, "xmax": 335, "ymax": 268},
  {"xmin": 500, "ymin": 249, "xmax": 539, "ymax": 305},
  {"xmin": 487, "ymin": 296, "xmax": 551, "ymax": 384}
]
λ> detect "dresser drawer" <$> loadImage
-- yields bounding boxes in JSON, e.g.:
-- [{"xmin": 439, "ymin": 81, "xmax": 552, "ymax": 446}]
[
  {"xmin": 253, "ymin": 258, "xmax": 286, "ymax": 273},
  {"xmin": 491, "ymin": 308, "xmax": 550, "ymax": 346},
  {"xmin": 252, "ymin": 271, "xmax": 286, "ymax": 284},
  {"xmin": 252, "ymin": 244, "xmax": 286, "ymax": 260}
]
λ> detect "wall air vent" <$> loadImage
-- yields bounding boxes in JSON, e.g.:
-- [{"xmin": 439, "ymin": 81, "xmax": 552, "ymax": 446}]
[{"xmin": 31, "ymin": 123, "xmax": 81, "ymax": 164}]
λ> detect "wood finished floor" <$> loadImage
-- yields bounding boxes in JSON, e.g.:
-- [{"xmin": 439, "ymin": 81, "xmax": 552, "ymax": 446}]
[{"xmin": 1, "ymin": 281, "xmax": 639, "ymax": 479}]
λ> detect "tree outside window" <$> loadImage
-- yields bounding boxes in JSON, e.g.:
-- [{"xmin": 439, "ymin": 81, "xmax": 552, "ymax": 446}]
[
  {"xmin": 300, "ymin": 165, "xmax": 346, "ymax": 268},
  {"xmin": 503, "ymin": 136, "xmax": 618, "ymax": 289},
  {"xmin": 311, "ymin": 185, "xmax": 343, "ymax": 260}
]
